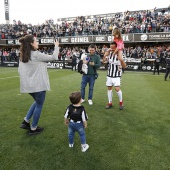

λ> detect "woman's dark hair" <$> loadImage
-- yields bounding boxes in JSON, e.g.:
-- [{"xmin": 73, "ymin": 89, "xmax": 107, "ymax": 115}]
[
  {"xmin": 69, "ymin": 92, "xmax": 81, "ymax": 104},
  {"xmin": 19, "ymin": 35, "xmax": 35, "ymax": 63}
]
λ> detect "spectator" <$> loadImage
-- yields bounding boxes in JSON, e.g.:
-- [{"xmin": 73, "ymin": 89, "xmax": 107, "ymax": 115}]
[{"xmin": 0, "ymin": 6, "xmax": 169, "ymax": 39}]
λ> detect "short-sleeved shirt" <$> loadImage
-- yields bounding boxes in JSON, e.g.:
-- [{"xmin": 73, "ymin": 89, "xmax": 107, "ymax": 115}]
[
  {"xmin": 106, "ymin": 52, "xmax": 122, "ymax": 78},
  {"xmin": 64, "ymin": 104, "xmax": 88, "ymax": 122}
]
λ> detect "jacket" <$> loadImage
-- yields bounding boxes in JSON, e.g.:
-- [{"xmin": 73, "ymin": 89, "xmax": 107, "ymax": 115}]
[
  {"xmin": 87, "ymin": 54, "xmax": 101, "ymax": 75},
  {"xmin": 18, "ymin": 46, "xmax": 59, "ymax": 93}
]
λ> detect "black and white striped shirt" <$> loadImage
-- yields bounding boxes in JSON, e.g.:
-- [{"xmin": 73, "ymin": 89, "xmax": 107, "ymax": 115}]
[{"xmin": 107, "ymin": 52, "xmax": 122, "ymax": 78}]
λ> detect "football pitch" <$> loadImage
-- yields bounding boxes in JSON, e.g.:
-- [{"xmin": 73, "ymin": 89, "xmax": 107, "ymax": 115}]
[{"xmin": 0, "ymin": 67, "xmax": 170, "ymax": 170}]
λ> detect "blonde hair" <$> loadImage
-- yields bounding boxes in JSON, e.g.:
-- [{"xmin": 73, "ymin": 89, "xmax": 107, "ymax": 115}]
[{"xmin": 112, "ymin": 27, "xmax": 122, "ymax": 40}]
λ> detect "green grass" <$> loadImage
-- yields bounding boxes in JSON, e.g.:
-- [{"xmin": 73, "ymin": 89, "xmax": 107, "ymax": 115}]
[{"xmin": 0, "ymin": 67, "xmax": 170, "ymax": 170}]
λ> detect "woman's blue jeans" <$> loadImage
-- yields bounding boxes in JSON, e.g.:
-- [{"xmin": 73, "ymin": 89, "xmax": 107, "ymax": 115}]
[
  {"xmin": 68, "ymin": 122, "xmax": 86, "ymax": 144},
  {"xmin": 81, "ymin": 74, "xmax": 95, "ymax": 100},
  {"xmin": 25, "ymin": 91, "xmax": 46, "ymax": 128}
]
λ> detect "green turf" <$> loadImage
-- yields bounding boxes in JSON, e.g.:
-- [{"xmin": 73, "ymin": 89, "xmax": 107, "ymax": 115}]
[{"xmin": 0, "ymin": 67, "xmax": 170, "ymax": 170}]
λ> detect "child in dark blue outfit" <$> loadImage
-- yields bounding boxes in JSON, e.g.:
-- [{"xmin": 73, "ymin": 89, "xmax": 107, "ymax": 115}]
[{"xmin": 64, "ymin": 92, "xmax": 89, "ymax": 152}]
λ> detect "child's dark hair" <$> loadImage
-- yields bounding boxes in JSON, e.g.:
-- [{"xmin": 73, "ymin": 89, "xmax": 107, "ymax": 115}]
[
  {"xmin": 110, "ymin": 41, "xmax": 117, "ymax": 47},
  {"xmin": 69, "ymin": 92, "xmax": 81, "ymax": 104}
]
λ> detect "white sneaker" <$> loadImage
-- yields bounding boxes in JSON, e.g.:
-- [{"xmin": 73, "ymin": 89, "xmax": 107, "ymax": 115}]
[
  {"xmin": 69, "ymin": 143, "xmax": 74, "ymax": 148},
  {"xmin": 81, "ymin": 99, "xmax": 85, "ymax": 103},
  {"xmin": 81, "ymin": 144, "xmax": 89, "ymax": 152},
  {"xmin": 88, "ymin": 100, "xmax": 93, "ymax": 105}
]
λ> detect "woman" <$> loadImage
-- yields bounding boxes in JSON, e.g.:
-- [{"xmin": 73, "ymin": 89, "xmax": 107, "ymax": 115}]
[{"xmin": 19, "ymin": 35, "xmax": 59, "ymax": 135}]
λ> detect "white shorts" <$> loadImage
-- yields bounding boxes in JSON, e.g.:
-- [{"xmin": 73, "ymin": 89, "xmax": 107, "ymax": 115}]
[{"xmin": 106, "ymin": 77, "xmax": 121, "ymax": 87}]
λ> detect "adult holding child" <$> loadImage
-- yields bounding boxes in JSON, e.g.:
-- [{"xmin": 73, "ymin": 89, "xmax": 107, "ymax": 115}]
[
  {"xmin": 80, "ymin": 44, "xmax": 101, "ymax": 105},
  {"xmin": 19, "ymin": 35, "xmax": 59, "ymax": 135},
  {"xmin": 103, "ymin": 41, "xmax": 126, "ymax": 110}
]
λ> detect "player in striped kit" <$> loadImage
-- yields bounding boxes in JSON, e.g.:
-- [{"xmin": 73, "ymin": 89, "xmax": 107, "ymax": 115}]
[{"xmin": 103, "ymin": 41, "xmax": 126, "ymax": 110}]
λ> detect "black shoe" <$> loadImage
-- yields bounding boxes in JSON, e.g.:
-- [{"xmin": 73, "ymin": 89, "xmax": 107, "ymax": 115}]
[
  {"xmin": 106, "ymin": 103, "xmax": 112, "ymax": 109},
  {"xmin": 119, "ymin": 105, "xmax": 124, "ymax": 110},
  {"xmin": 29, "ymin": 126, "xmax": 44, "ymax": 136},
  {"xmin": 20, "ymin": 120, "xmax": 30, "ymax": 130}
]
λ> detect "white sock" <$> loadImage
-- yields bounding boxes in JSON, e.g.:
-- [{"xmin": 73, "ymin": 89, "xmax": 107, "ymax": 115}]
[
  {"xmin": 108, "ymin": 90, "xmax": 112, "ymax": 103},
  {"xmin": 24, "ymin": 117, "xmax": 29, "ymax": 123},
  {"xmin": 117, "ymin": 90, "xmax": 122, "ymax": 102},
  {"xmin": 82, "ymin": 144, "xmax": 86, "ymax": 147},
  {"xmin": 31, "ymin": 126, "xmax": 37, "ymax": 131}
]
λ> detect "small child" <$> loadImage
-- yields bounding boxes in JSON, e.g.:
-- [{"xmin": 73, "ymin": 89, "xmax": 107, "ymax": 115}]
[
  {"xmin": 81, "ymin": 53, "xmax": 90, "ymax": 74},
  {"xmin": 64, "ymin": 91, "xmax": 89, "ymax": 152},
  {"xmin": 112, "ymin": 27, "xmax": 124, "ymax": 59}
]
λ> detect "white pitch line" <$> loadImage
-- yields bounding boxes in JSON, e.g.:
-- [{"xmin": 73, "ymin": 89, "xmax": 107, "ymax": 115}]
[
  {"xmin": 0, "ymin": 76, "xmax": 19, "ymax": 80},
  {"xmin": 0, "ymin": 70, "xmax": 58, "ymax": 80}
]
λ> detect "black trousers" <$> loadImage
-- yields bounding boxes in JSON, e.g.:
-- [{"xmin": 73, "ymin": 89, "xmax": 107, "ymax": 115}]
[
  {"xmin": 165, "ymin": 67, "xmax": 170, "ymax": 80},
  {"xmin": 72, "ymin": 64, "xmax": 77, "ymax": 71},
  {"xmin": 153, "ymin": 65, "xmax": 159, "ymax": 75}
]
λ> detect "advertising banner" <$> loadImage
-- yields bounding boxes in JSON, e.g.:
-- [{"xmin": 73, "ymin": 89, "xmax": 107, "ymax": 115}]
[
  {"xmin": 0, "ymin": 40, "xmax": 7, "ymax": 45},
  {"xmin": 3, "ymin": 61, "xmax": 18, "ymax": 67},
  {"xmin": 47, "ymin": 61, "xmax": 64, "ymax": 69},
  {"xmin": 70, "ymin": 36, "xmax": 93, "ymax": 44},
  {"xmin": 134, "ymin": 33, "xmax": 170, "ymax": 42},
  {"xmin": 39, "ymin": 38, "xmax": 55, "ymax": 44},
  {"xmin": 7, "ymin": 39, "xmax": 20, "ymax": 45},
  {"xmin": 46, "ymin": 60, "xmax": 72, "ymax": 69},
  {"xmin": 1, "ymin": 33, "xmax": 170, "ymax": 46},
  {"xmin": 39, "ymin": 34, "xmax": 133, "ymax": 44},
  {"xmin": 60, "ymin": 37, "xmax": 70, "ymax": 44}
]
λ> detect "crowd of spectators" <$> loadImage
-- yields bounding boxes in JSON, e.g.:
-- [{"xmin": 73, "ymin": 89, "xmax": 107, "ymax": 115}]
[
  {"xmin": 58, "ymin": 44, "xmax": 170, "ymax": 62},
  {"xmin": 1, "ymin": 44, "xmax": 169, "ymax": 64},
  {"xmin": 0, "ymin": 6, "xmax": 170, "ymax": 39},
  {"xmin": 0, "ymin": 48, "xmax": 19, "ymax": 62}
]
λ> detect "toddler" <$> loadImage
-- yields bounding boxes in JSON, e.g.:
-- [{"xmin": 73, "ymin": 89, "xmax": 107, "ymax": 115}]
[{"xmin": 64, "ymin": 92, "xmax": 89, "ymax": 152}]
